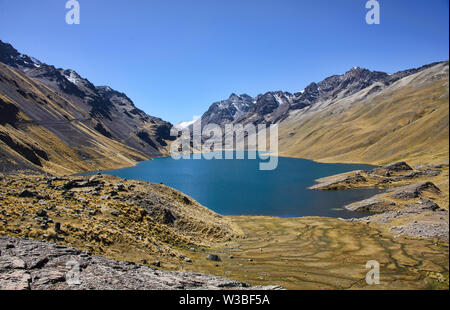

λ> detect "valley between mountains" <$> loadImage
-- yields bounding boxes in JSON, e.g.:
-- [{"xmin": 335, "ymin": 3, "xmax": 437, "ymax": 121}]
[{"xmin": 0, "ymin": 40, "xmax": 448, "ymax": 289}]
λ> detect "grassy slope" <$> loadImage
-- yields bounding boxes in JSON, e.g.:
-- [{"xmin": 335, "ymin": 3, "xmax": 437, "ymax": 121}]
[{"xmin": 0, "ymin": 174, "xmax": 241, "ymax": 270}]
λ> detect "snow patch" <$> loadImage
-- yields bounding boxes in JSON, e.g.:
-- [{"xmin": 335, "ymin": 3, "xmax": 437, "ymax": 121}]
[
  {"xmin": 175, "ymin": 117, "xmax": 200, "ymax": 129},
  {"xmin": 64, "ymin": 70, "xmax": 81, "ymax": 85}
]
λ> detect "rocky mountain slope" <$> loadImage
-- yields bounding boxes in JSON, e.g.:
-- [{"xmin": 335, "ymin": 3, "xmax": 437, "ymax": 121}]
[
  {"xmin": 276, "ymin": 61, "xmax": 449, "ymax": 166},
  {"xmin": 0, "ymin": 40, "xmax": 174, "ymax": 175},
  {"xmin": 194, "ymin": 62, "xmax": 443, "ymax": 129},
  {"xmin": 198, "ymin": 93, "xmax": 254, "ymax": 128},
  {"xmin": 189, "ymin": 60, "xmax": 448, "ymax": 167}
]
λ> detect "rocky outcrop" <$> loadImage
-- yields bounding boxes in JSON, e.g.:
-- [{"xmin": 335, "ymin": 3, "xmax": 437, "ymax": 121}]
[
  {"xmin": 390, "ymin": 222, "xmax": 449, "ymax": 241},
  {"xmin": 347, "ymin": 206, "xmax": 449, "ymax": 240},
  {"xmin": 345, "ymin": 195, "xmax": 396, "ymax": 213},
  {"xmin": 370, "ymin": 161, "xmax": 413, "ymax": 177},
  {"xmin": 309, "ymin": 171, "xmax": 368, "ymax": 190},
  {"xmin": 389, "ymin": 182, "xmax": 441, "ymax": 200},
  {"xmin": 0, "ymin": 235, "xmax": 282, "ymax": 290},
  {"xmin": 407, "ymin": 199, "xmax": 445, "ymax": 211},
  {"xmin": 0, "ymin": 97, "xmax": 20, "ymax": 126}
]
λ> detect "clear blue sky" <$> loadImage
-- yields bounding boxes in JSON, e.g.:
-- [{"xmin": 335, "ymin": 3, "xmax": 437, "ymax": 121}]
[{"xmin": 0, "ymin": 0, "xmax": 448, "ymax": 124}]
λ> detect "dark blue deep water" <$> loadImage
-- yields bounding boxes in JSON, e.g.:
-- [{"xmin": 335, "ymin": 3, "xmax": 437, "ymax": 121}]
[{"xmin": 86, "ymin": 153, "xmax": 379, "ymax": 218}]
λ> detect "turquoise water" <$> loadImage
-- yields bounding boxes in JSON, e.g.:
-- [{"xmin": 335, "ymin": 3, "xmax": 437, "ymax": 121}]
[{"xmin": 86, "ymin": 153, "xmax": 379, "ymax": 218}]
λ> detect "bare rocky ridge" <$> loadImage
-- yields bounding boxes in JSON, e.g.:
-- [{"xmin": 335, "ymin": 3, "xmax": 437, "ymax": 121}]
[
  {"xmin": 198, "ymin": 93, "xmax": 254, "ymax": 128},
  {"xmin": 191, "ymin": 62, "xmax": 445, "ymax": 130},
  {"xmin": 0, "ymin": 235, "xmax": 281, "ymax": 290}
]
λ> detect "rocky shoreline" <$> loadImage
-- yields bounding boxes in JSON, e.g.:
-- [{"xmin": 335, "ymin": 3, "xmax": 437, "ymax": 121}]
[{"xmin": 310, "ymin": 161, "xmax": 449, "ymax": 241}]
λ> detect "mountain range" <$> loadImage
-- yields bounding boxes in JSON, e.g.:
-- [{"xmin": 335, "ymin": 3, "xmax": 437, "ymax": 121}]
[
  {"xmin": 191, "ymin": 62, "xmax": 444, "ymax": 128},
  {"xmin": 1, "ymin": 39, "xmax": 448, "ymax": 175},
  {"xmin": 185, "ymin": 60, "xmax": 448, "ymax": 166}
]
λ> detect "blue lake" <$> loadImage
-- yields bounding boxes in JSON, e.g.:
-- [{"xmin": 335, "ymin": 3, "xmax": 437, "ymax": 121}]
[{"xmin": 86, "ymin": 153, "xmax": 379, "ymax": 218}]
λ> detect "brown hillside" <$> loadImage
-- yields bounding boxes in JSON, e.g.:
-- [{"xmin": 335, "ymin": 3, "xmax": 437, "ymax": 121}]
[{"xmin": 0, "ymin": 62, "xmax": 156, "ymax": 175}]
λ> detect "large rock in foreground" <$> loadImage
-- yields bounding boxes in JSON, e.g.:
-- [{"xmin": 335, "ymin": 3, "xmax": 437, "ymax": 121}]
[{"xmin": 0, "ymin": 236, "xmax": 281, "ymax": 290}]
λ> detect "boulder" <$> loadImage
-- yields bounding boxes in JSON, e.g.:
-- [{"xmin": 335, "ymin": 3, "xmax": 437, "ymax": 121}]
[
  {"xmin": 162, "ymin": 209, "xmax": 178, "ymax": 225},
  {"xmin": 114, "ymin": 184, "xmax": 126, "ymax": 192},
  {"xmin": 18, "ymin": 190, "xmax": 36, "ymax": 198},
  {"xmin": 36, "ymin": 209, "xmax": 48, "ymax": 217},
  {"xmin": 412, "ymin": 199, "xmax": 443, "ymax": 211},
  {"xmin": 206, "ymin": 254, "xmax": 222, "ymax": 262},
  {"xmin": 382, "ymin": 161, "xmax": 413, "ymax": 172},
  {"xmin": 390, "ymin": 182, "xmax": 440, "ymax": 200}
]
